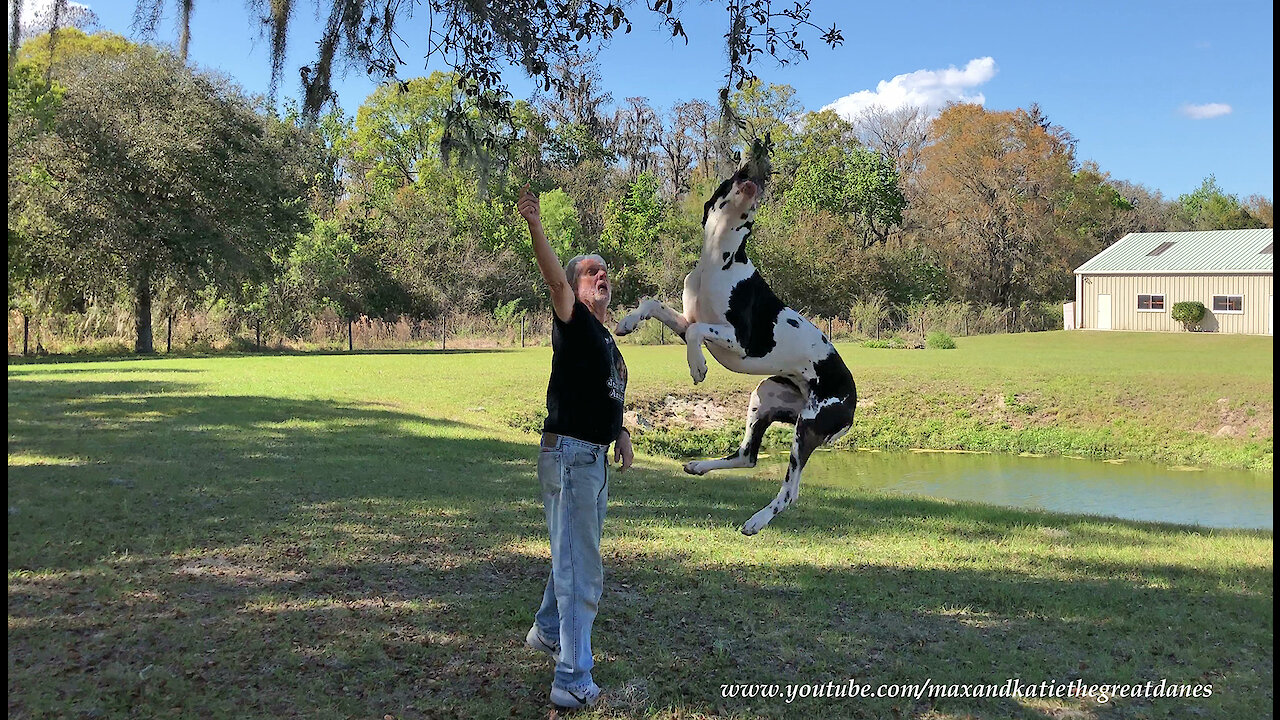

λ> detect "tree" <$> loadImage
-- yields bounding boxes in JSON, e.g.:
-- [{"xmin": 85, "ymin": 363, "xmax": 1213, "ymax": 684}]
[
  {"xmin": 917, "ymin": 103, "xmax": 1077, "ymax": 306},
  {"xmin": 342, "ymin": 72, "xmax": 459, "ymax": 188},
  {"xmin": 782, "ymin": 110, "xmax": 905, "ymax": 249},
  {"xmin": 8, "ymin": 0, "xmax": 99, "ymax": 61},
  {"xmin": 131, "ymin": 0, "xmax": 196, "ymax": 61},
  {"xmin": 536, "ymin": 58, "xmax": 617, "ymax": 244},
  {"xmin": 599, "ymin": 172, "xmax": 668, "ymax": 305},
  {"xmin": 658, "ymin": 101, "xmax": 699, "ymax": 199},
  {"xmin": 13, "ymin": 39, "xmax": 318, "ymax": 352},
  {"xmin": 1243, "ymin": 194, "xmax": 1273, "ymax": 228},
  {"xmin": 8, "ymin": 59, "xmax": 68, "ymax": 353},
  {"xmin": 615, "ymin": 96, "xmax": 659, "ymax": 181},
  {"xmin": 1176, "ymin": 175, "xmax": 1268, "ymax": 230},
  {"xmin": 1108, "ymin": 179, "xmax": 1178, "ymax": 235}
]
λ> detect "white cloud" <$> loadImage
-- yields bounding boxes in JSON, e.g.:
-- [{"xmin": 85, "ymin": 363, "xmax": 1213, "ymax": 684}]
[
  {"xmin": 822, "ymin": 57, "xmax": 998, "ymax": 120},
  {"xmin": 7, "ymin": 1, "xmax": 98, "ymax": 44},
  {"xmin": 1181, "ymin": 103, "xmax": 1232, "ymax": 119}
]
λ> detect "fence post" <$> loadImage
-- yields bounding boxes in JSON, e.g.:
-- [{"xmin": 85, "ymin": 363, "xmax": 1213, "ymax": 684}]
[
  {"xmin": 255, "ymin": 318, "xmax": 262, "ymax": 349},
  {"xmin": 22, "ymin": 312, "xmax": 30, "ymax": 355},
  {"xmin": 167, "ymin": 315, "xmax": 173, "ymax": 353},
  {"xmin": 348, "ymin": 318, "xmax": 353, "ymax": 351},
  {"xmin": 661, "ymin": 324, "xmax": 666, "ymax": 344},
  {"xmin": 441, "ymin": 315, "xmax": 447, "ymax": 351}
]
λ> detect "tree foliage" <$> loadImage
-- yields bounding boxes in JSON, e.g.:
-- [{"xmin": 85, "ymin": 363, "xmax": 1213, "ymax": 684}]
[
  {"xmin": 9, "ymin": 27, "xmax": 1275, "ymax": 354},
  {"xmin": 10, "ymin": 38, "xmax": 319, "ymax": 352}
]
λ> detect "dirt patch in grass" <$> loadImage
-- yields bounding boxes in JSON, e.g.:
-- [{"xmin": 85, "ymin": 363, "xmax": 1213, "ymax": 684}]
[
  {"xmin": 1209, "ymin": 397, "xmax": 1272, "ymax": 439},
  {"xmin": 627, "ymin": 394, "xmax": 742, "ymax": 431}
]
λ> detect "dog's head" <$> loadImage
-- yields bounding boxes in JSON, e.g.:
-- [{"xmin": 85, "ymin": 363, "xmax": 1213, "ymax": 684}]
[{"xmin": 702, "ymin": 134, "xmax": 773, "ymax": 227}]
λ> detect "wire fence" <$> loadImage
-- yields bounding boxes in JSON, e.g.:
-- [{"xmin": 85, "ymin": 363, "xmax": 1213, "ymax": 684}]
[{"xmin": 7, "ymin": 300, "xmax": 1064, "ymax": 356}]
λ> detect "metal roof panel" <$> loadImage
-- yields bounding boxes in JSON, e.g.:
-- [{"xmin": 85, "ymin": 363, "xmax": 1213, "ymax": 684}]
[{"xmin": 1075, "ymin": 229, "xmax": 1274, "ymax": 274}]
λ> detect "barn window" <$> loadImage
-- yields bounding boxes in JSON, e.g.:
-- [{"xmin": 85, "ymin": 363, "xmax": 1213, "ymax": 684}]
[
  {"xmin": 1137, "ymin": 294, "xmax": 1165, "ymax": 311},
  {"xmin": 1147, "ymin": 241, "xmax": 1176, "ymax": 256},
  {"xmin": 1213, "ymin": 295, "xmax": 1244, "ymax": 313}
]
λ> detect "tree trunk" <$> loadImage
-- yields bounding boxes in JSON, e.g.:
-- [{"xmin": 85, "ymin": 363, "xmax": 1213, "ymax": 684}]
[
  {"xmin": 347, "ymin": 319, "xmax": 353, "ymax": 352},
  {"xmin": 134, "ymin": 268, "xmax": 154, "ymax": 354},
  {"xmin": 22, "ymin": 312, "xmax": 30, "ymax": 355},
  {"xmin": 256, "ymin": 319, "xmax": 262, "ymax": 349},
  {"xmin": 167, "ymin": 314, "xmax": 173, "ymax": 353}
]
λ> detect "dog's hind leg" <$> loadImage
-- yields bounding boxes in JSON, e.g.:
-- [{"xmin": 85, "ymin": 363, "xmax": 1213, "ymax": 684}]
[
  {"xmin": 740, "ymin": 393, "xmax": 855, "ymax": 535},
  {"xmin": 684, "ymin": 376, "xmax": 805, "ymax": 476}
]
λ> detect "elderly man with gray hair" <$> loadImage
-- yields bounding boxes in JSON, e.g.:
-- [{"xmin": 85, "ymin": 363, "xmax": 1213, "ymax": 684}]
[{"xmin": 516, "ymin": 184, "xmax": 633, "ymax": 710}]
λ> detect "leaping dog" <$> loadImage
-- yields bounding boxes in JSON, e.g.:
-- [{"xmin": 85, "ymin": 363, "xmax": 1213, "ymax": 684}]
[{"xmin": 616, "ymin": 137, "xmax": 857, "ymax": 535}]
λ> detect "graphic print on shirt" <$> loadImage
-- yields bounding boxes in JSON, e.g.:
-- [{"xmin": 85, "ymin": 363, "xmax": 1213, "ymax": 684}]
[{"xmin": 606, "ymin": 337, "xmax": 627, "ymax": 404}]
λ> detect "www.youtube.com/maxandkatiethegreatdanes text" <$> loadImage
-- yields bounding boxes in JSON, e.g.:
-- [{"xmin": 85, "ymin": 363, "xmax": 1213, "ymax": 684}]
[{"xmin": 720, "ymin": 678, "xmax": 1214, "ymax": 705}]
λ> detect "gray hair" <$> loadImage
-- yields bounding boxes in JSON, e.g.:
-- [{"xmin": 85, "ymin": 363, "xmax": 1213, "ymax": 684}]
[{"xmin": 564, "ymin": 254, "xmax": 607, "ymax": 294}]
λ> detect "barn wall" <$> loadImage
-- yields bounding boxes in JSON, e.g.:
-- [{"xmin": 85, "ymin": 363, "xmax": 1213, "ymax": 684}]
[{"xmin": 1078, "ymin": 273, "xmax": 1273, "ymax": 334}]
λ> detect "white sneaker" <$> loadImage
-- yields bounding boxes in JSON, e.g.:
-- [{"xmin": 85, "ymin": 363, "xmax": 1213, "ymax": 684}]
[
  {"xmin": 524, "ymin": 625, "xmax": 559, "ymax": 659},
  {"xmin": 550, "ymin": 682, "xmax": 601, "ymax": 709}
]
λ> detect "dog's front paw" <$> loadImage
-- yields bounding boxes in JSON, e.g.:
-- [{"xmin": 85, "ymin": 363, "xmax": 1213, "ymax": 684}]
[{"xmin": 615, "ymin": 313, "xmax": 640, "ymax": 336}]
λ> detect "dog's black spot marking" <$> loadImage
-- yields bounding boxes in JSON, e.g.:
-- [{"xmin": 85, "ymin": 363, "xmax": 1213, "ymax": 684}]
[
  {"xmin": 725, "ymin": 272, "xmax": 785, "ymax": 358},
  {"xmin": 810, "ymin": 400, "xmax": 854, "ymax": 447},
  {"xmin": 734, "ymin": 220, "xmax": 754, "ymax": 233},
  {"xmin": 709, "ymin": 328, "xmax": 718, "ymax": 334},
  {"xmin": 719, "ymin": 201, "xmax": 727, "ymax": 209},
  {"xmin": 741, "ymin": 213, "xmax": 749, "ymax": 219},
  {"xmin": 786, "ymin": 318, "xmax": 799, "ymax": 328},
  {"xmin": 784, "ymin": 490, "xmax": 792, "ymax": 502},
  {"xmin": 722, "ymin": 252, "xmax": 731, "ymax": 260},
  {"xmin": 723, "ymin": 238, "xmax": 750, "ymax": 270},
  {"xmin": 809, "ymin": 350, "xmax": 856, "ymax": 404},
  {"xmin": 772, "ymin": 507, "xmax": 779, "ymax": 515},
  {"xmin": 788, "ymin": 456, "xmax": 797, "ymax": 470},
  {"xmin": 821, "ymin": 334, "xmax": 828, "ymax": 344},
  {"xmin": 702, "ymin": 178, "xmax": 734, "ymax": 226}
]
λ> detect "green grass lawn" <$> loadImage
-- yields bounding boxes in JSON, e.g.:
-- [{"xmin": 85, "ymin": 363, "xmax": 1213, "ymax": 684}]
[{"xmin": 7, "ymin": 332, "xmax": 1274, "ymax": 719}]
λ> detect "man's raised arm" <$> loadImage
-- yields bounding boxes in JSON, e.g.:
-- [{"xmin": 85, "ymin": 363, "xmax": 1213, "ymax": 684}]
[{"xmin": 518, "ymin": 185, "xmax": 575, "ymax": 323}]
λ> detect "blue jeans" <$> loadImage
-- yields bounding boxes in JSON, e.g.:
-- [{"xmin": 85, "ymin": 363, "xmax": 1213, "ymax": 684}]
[{"xmin": 534, "ymin": 434, "xmax": 609, "ymax": 692}]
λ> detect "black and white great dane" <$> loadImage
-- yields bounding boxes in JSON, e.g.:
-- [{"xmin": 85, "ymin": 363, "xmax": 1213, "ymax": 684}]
[{"xmin": 615, "ymin": 138, "xmax": 857, "ymax": 535}]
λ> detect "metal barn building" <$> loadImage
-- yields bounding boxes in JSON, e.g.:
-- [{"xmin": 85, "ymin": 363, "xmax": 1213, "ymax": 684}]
[{"xmin": 1072, "ymin": 229, "xmax": 1273, "ymax": 335}]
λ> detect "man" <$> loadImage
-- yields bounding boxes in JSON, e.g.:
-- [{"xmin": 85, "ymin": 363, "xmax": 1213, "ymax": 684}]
[{"xmin": 517, "ymin": 184, "xmax": 633, "ymax": 710}]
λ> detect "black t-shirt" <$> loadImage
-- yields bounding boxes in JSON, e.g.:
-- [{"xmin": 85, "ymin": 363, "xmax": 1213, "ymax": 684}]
[{"xmin": 543, "ymin": 301, "xmax": 627, "ymax": 445}]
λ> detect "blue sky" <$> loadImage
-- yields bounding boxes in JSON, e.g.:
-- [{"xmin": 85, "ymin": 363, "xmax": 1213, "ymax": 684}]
[{"xmin": 18, "ymin": 0, "xmax": 1275, "ymax": 199}]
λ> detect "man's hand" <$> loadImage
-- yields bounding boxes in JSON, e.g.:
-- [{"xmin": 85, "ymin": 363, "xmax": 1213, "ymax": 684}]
[
  {"xmin": 518, "ymin": 184, "xmax": 541, "ymax": 225},
  {"xmin": 614, "ymin": 431, "xmax": 634, "ymax": 471}
]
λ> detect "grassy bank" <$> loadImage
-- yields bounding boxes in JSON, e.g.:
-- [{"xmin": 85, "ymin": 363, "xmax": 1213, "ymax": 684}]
[
  {"xmin": 8, "ymin": 337, "xmax": 1274, "ymax": 719},
  {"xmin": 609, "ymin": 331, "xmax": 1271, "ymax": 472}
]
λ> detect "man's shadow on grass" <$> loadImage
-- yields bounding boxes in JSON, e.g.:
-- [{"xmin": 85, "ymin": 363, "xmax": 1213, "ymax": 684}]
[{"xmin": 7, "ymin": 372, "xmax": 1270, "ymax": 720}]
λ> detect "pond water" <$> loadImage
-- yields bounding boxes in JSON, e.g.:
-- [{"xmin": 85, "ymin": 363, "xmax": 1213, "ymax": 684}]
[{"xmin": 747, "ymin": 449, "xmax": 1273, "ymax": 530}]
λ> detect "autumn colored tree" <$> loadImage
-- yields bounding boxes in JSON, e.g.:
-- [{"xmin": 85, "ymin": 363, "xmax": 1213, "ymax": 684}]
[{"xmin": 916, "ymin": 103, "xmax": 1078, "ymax": 306}]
